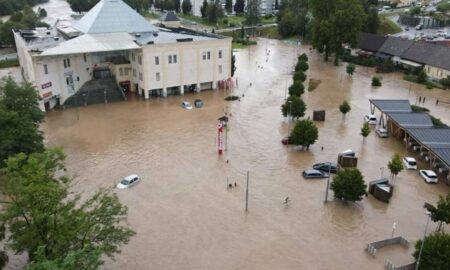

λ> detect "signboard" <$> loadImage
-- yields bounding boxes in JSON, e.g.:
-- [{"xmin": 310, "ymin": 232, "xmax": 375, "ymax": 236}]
[
  {"xmin": 42, "ymin": 91, "xmax": 53, "ymax": 99},
  {"xmin": 41, "ymin": 82, "xmax": 52, "ymax": 89}
]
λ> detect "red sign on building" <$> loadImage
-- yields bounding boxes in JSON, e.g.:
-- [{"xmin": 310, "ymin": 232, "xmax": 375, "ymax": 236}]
[{"xmin": 42, "ymin": 91, "xmax": 53, "ymax": 99}]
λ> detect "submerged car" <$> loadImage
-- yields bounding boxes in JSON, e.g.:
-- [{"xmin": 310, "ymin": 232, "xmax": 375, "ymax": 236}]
[
  {"xmin": 194, "ymin": 99, "xmax": 203, "ymax": 108},
  {"xmin": 117, "ymin": 174, "xmax": 140, "ymax": 189},
  {"xmin": 312, "ymin": 162, "xmax": 338, "ymax": 173},
  {"xmin": 419, "ymin": 170, "xmax": 438, "ymax": 183},
  {"xmin": 376, "ymin": 127, "xmax": 388, "ymax": 138},
  {"xmin": 403, "ymin": 157, "xmax": 417, "ymax": 170},
  {"xmin": 302, "ymin": 169, "xmax": 329, "ymax": 179},
  {"xmin": 181, "ymin": 101, "xmax": 193, "ymax": 110},
  {"xmin": 364, "ymin": 114, "xmax": 377, "ymax": 125}
]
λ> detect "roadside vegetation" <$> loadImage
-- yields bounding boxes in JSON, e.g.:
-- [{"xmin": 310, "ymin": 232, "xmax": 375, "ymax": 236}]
[
  {"xmin": 331, "ymin": 168, "xmax": 367, "ymax": 203},
  {"xmin": 0, "ymin": 0, "xmax": 48, "ymax": 16},
  {"xmin": 0, "ymin": 58, "xmax": 19, "ymax": 68},
  {"xmin": 377, "ymin": 15, "xmax": 402, "ymax": 35}
]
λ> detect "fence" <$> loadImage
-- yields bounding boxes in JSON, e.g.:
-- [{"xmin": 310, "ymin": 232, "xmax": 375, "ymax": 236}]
[
  {"xmin": 366, "ymin": 236, "xmax": 409, "ymax": 256},
  {"xmin": 385, "ymin": 260, "xmax": 416, "ymax": 270}
]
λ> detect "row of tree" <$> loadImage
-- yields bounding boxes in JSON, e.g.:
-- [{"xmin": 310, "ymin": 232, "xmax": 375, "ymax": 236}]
[
  {"xmin": 0, "ymin": 0, "xmax": 48, "ymax": 16},
  {"xmin": 0, "ymin": 78, "xmax": 135, "ymax": 269}
]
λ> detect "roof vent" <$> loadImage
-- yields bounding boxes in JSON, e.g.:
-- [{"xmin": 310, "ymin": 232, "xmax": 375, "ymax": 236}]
[
  {"xmin": 135, "ymin": 33, "xmax": 141, "ymax": 37},
  {"xmin": 153, "ymin": 33, "xmax": 158, "ymax": 37}
]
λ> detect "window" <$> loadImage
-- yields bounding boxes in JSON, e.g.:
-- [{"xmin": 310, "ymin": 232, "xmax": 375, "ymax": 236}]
[
  {"xmin": 168, "ymin": 55, "xmax": 172, "ymax": 64},
  {"xmin": 139, "ymin": 72, "xmax": 143, "ymax": 81},
  {"xmin": 133, "ymin": 68, "xmax": 136, "ymax": 77},
  {"xmin": 173, "ymin": 54, "xmax": 177, "ymax": 63},
  {"xmin": 155, "ymin": 56, "xmax": 159, "ymax": 65},
  {"xmin": 63, "ymin": 59, "xmax": 67, "ymax": 68},
  {"xmin": 207, "ymin": 51, "xmax": 211, "ymax": 60},
  {"xmin": 218, "ymin": 50, "xmax": 222, "ymax": 59},
  {"xmin": 124, "ymin": 68, "xmax": 129, "ymax": 76},
  {"xmin": 83, "ymin": 54, "xmax": 87, "ymax": 62},
  {"xmin": 43, "ymin": 64, "xmax": 48, "ymax": 75},
  {"xmin": 132, "ymin": 53, "xmax": 135, "ymax": 61},
  {"xmin": 119, "ymin": 68, "xmax": 124, "ymax": 76},
  {"xmin": 219, "ymin": 65, "xmax": 222, "ymax": 74},
  {"xmin": 202, "ymin": 52, "xmax": 206, "ymax": 60},
  {"xmin": 156, "ymin": 72, "xmax": 160, "ymax": 81},
  {"xmin": 67, "ymin": 58, "xmax": 70, "ymax": 67},
  {"xmin": 138, "ymin": 55, "xmax": 142, "ymax": 65}
]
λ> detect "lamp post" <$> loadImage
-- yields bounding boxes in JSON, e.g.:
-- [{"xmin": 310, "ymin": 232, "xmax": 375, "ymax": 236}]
[
  {"xmin": 324, "ymin": 162, "xmax": 332, "ymax": 203},
  {"xmin": 287, "ymin": 100, "xmax": 292, "ymax": 138},
  {"xmin": 416, "ymin": 211, "xmax": 431, "ymax": 270}
]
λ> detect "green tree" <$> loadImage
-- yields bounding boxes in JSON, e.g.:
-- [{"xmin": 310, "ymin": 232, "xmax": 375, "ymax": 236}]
[
  {"xmin": 234, "ymin": 0, "xmax": 245, "ymax": 14},
  {"xmin": 0, "ymin": 149, "xmax": 135, "ymax": 264},
  {"xmin": 365, "ymin": 7, "xmax": 379, "ymax": 33},
  {"xmin": 409, "ymin": 6, "xmax": 421, "ymax": 16},
  {"xmin": 331, "ymin": 168, "xmax": 367, "ymax": 202},
  {"xmin": 0, "ymin": 78, "xmax": 44, "ymax": 167},
  {"xmin": 290, "ymin": 118, "xmax": 318, "ymax": 149},
  {"xmin": 360, "ymin": 122, "xmax": 370, "ymax": 143},
  {"xmin": 225, "ymin": 0, "xmax": 232, "ymax": 13},
  {"xmin": 424, "ymin": 193, "xmax": 450, "ymax": 233},
  {"xmin": 339, "ymin": 100, "xmax": 351, "ymax": 120},
  {"xmin": 281, "ymin": 96, "xmax": 307, "ymax": 119},
  {"xmin": 278, "ymin": 10, "xmax": 296, "ymax": 37},
  {"xmin": 295, "ymin": 60, "xmax": 309, "ymax": 72},
  {"xmin": 298, "ymin": 53, "xmax": 308, "ymax": 62},
  {"xmin": 288, "ymin": 81, "xmax": 305, "ymax": 96},
  {"xmin": 387, "ymin": 153, "xmax": 403, "ymax": 181},
  {"xmin": 346, "ymin": 63, "xmax": 355, "ymax": 76},
  {"xmin": 200, "ymin": 0, "xmax": 208, "ymax": 18},
  {"xmin": 181, "ymin": 0, "xmax": 192, "ymax": 14},
  {"xmin": 38, "ymin": 8, "xmax": 47, "ymax": 18},
  {"xmin": 0, "ymin": 224, "xmax": 7, "ymax": 269},
  {"xmin": 417, "ymin": 69, "xmax": 428, "ymax": 83},
  {"xmin": 413, "ymin": 233, "xmax": 450, "ymax": 270},
  {"xmin": 293, "ymin": 70, "xmax": 307, "ymax": 82},
  {"xmin": 277, "ymin": 0, "xmax": 309, "ymax": 37},
  {"xmin": 206, "ymin": 3, "xmax": 224, "ymax": 23},
  {"xmin": 245, "ymin": 0, "xmax": 260, "ymax": 25},
  {"xmin": 26, "ymin": 246, "xmax": 102, "ymax": 270}
]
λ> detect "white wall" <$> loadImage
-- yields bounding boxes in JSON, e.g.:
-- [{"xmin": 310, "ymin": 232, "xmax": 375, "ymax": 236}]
[{"xmin": 426, "ymin": 65, "xmax": 450, "ymax": 80}]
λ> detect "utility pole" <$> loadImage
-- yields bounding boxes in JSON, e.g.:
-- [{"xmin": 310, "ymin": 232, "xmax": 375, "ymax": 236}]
[
  {"xmin": 245, "ymin": 171, "xmax": 249, "ymax": 212},
  {"xmin": 416, "ymin": 212, "xmax": 431, "ymax": 270},
  {"xmin": 75, "ymin": 95, "xmax": 79, "ymax": 121},
  {"xmin": 287, "ymin": 101, "xmax": 292, "ymax": 138},
  {"xmin": 324, "ymin": 162, "xmax": 332, "ymax": 203}
]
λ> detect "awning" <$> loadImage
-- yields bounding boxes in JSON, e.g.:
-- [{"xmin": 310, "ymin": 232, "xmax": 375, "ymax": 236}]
[{"xmin": 392, "ymin": 56, "xmax": 422, "ymax": 68}]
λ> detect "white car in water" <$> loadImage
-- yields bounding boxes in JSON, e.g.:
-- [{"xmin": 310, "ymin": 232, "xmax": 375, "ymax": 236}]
[
  {"xmin": 403, "ymin": 157, "xmax": 417, "ymax": 170},
  {"xmin": 364, "ymin": 114, "xmax": 377, "ymax": 125},
  {"xmin": 419, "ymin": 170, "xmax": 438, "ymax": 184},
  {"xmin": 117, "ymin": 174, "xmax": 140, "ymax": 189},
  {"xmin": 181, "ymin": 101, "xmax": 193, "ymax": 110}
]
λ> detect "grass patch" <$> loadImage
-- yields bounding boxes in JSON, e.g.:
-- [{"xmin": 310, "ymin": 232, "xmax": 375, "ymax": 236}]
[
  {"xmin": 177, "ymin": 14, "xmax": 275, "ymax": 30},
  {"xmin": 257, "ymin": 26, "xmax": 280, "ymax": 39},
  {"xmin": 308, "ymin": 79, "xmax": 321, "ymax": 92},
  {"xmin": 403, "ymin": 74, "xmax": 445, "ymax": 89},
  {"xmin": 431, "ymin": 116, "xmax": 449, "ymax": 128},
  {"xmin": 378, "ymin": 15, "xmax": 402, "ymax": 35},
  {"xmin": 0, "ymin": 58, "xmax": 19, "ymax": 69},
  {"xmin": 232, "ymin": 42, "xmax": 249, "ymax": 49}
]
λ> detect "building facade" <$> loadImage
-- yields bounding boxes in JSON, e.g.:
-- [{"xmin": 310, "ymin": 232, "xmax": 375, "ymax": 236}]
[{"xmin": 14, "ymin": 0, "xmax": 232, "ymax": 111}]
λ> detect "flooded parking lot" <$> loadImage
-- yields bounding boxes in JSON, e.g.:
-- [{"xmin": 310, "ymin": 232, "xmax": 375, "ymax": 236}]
[{"xmin": 33, "ymin": 39, "xmax": 450, "ymax": 270}]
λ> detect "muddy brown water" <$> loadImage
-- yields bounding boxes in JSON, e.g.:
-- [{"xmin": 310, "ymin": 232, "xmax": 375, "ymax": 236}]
[{"xmin": 6, "ymin": 39, "xmax": 450, "ymax": 269}]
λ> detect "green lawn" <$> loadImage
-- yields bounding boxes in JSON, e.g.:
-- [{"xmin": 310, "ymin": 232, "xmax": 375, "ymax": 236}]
[
  {"xmin": 177, "ymin": 14, "xmax": 276, "ymax": 29},
  {"xmin": 0, "ymin": 58, "xmax": 19, "ymax": 69},
  {"xmin": 378, "ymin": 15, "xmax": 402, "ymax": 35}
]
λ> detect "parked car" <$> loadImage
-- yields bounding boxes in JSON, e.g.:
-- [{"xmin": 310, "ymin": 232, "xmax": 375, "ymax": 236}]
[
  {"xmin": 312, "ymin": 162, "xmax": 338, "ymax": 173},
  {"xmin": 364, "ymin": 114, "xmax": 377, "ymax": 125},
  {"xmin": 405, "ymin": 26, "xmax": 410, "ymax": 31},
  {"xmin": 403, "ymin": 157, "xmax": 417, "ymax": 170},
  {"xmin": 194, "ymin": 99, "xmax": 203, "ymax": 108},
  {"xmin": 117, "ymin": 174, "xmax": 140, "ymax": 189},
  {"xmin": 181, "ymin": 101, "xmax": 193, "ymax": 110},
  {"xmin": 376, "ymin": 127, "xmax": 388, "ymax": 138},
  {"xmin": 281, "ymin": 136, "xmax": 292, "ymax": 145},
  {"xmin": 415, "ymin": 24, "xmax": 423, "ymax": 30},
  {"xmin": 302, "ymin": 169, "xmax": 329, "ymax": 179},
  {"xmin": 419, "ymin": 170, "xmax": 438, "ymax": 183}
]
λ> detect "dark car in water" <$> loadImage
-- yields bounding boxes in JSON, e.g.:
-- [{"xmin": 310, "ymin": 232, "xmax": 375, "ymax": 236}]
[{"xmin": 312, "ymin": 162, "xmax": 338, "ymax": 174}]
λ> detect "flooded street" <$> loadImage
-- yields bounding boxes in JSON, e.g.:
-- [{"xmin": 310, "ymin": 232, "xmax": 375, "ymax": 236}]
[{"xmin": 29, "ymin": 39, "xmax": 450, "ymax": 269}]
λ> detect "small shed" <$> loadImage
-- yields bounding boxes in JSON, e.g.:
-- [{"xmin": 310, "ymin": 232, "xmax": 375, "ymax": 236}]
[
  {"xmin": 368, "ymin": 178, "xmax": 394, "ymax": 203},
  {"xmin": 313, "ymin": 110, "xmax": 326, "ymax": 121},
  {"xmin": 337, "ymin": 149, "xmax": 358, "ymax": 168}
]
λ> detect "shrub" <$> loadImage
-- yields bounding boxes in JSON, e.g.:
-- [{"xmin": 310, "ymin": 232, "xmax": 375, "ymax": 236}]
[
  {"xmin": 293, "ymin": 70, "xmax": 306, "ymax": 82},
  {"xmin": 372, "ymin": 76, "xmax": 382, "ymax": 86},
  {"xmin": 376, "ymin": 60, "xmax": 395, "ymax": 73},
  {"xmin": 224, "ymin": 95, "xmax": 239, "ymax": 101},
  {"xmin": 288, "ymin": 81, "xmax": 305, "ymax": 96}
]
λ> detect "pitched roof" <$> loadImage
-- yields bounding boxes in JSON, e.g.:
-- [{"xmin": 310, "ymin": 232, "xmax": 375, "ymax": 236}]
[
  {"xmin": 160, "ymin": 12, "xmax": 180, "ymax": 22},
  {"xmin": 407, "ymin": 128, "xmax": 450, "ymax": 146},
  {"xmin": 74, "ymin": 0, "xmax": 158, "ymax": 34},
  {"xmin": 401, "ymin": 41, "xmax": 436, "ymax": 64},
  {"xmin": 369, "ymin": 99, "xmax": 412, "ymax": 112},
  {"xmin": 378, "ymin": 36, "xmax": 414, "ymax": 57},
  {"xmin": 387, "ymin": 112, "xmax": 433, "ymax": 128},
  {"xmin": 425, "ymin": 44, "xmax": 450, "ymax": 71},
  {"xmin": 358, "ymin": 32, "xmax": 388, "ymax": 52},
  {"xmin": 430, "ymin": 148, "xmax": 450, "ymax": 167}
]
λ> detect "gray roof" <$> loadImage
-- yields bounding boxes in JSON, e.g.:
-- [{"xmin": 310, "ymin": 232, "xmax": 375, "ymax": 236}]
[
  {"xmin": 386, "ymin": 112, "xmax": 433, "ymax": 128},
  {"xmin": 135, "ymin": 30, "xmax": 215, "ymax": 45},
  {"xmin": 430, "ymin": 148, "xmax": 450, "ymax": 167},
  {"xmin": 160, "ymin": 12, "xmax": 180, "ymax": 22},
  {"xmin": 425, "ymin": 44, "xmax": 450, "ymax": 71},
  {"xmin": 407, "ymin": 128, "xmax": 450, "ymax": 146},
  {"xmin": 378, "ymin": 36, "xmax": 414, "ymax": 57},
  {"xmin": 369, "ymin": 99, "xmax": 412, "ymax": 112},
  {"xmin": 401, "ymin": 41, "xmax": 436, "ymax": 64},
  {"xmin": 74, "ymin": 0, "xmax": 158, "ymax": 34},
  {"xmin": 358, "ymin": 32, "xmax": 388, "ymax": 53}
]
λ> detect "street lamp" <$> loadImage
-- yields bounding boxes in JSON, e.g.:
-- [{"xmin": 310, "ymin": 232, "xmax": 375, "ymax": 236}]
[
  {"xmin": 324, "ymin": 162, "xmax": 332, "ymax": 203},
  {"xmin": 287, "ymin": 100, "xmax": 292, "ymax": 138},
  {"xmin": 416, "ymin": 211, "xmax": 431, "ymax": 270}
]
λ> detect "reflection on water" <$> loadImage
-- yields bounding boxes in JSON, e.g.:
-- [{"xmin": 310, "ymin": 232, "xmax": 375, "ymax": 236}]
[{"xmin": 22, "ymin": 39, "xmax": 450, "ymax": 270}]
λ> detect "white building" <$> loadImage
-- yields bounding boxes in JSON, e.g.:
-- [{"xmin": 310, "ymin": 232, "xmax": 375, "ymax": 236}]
[{"xmin": 14, "ymin": 0, "xmax": 232, "ymax": 111}]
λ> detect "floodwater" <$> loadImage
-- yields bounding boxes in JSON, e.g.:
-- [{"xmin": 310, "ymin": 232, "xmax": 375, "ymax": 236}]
[{"xmin": 7, "ymin": 39, "xmax": 450, "ymax": 269}]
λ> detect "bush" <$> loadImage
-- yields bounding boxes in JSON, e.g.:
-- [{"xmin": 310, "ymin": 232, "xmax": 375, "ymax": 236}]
[
  {"xmin": 233, "ymin": 38, "xmax": 257, "ymax": 45},
  {"xmin": 222, "ymin": 18, "xmax": 228, "ymax": 24},
  {"xmin": 288, "ymin": 81, "xmax": 305, "ymax": 96},
  {"xmin": 293, "ymin": 70, "xmax": 306, "ymax": 82},
  {"xmin": 224, "ymin": 95, "xmax": 239, "ymax": 101},
  {"xmin": 372, "ymin": 76, "xmax": 382, "ymax": 86},
  {"xmin": 431, "ymin": 116, "xmax": 449, "ymax": 128},
  {"xmin": 376, "ymin": 60, "xmax": 395, "ymax": 73},
  {"xmin": 440, "ymin": 76, "xmax": 450, "ymax": 88},
  {"xmin": 295, "ymin": 60, "xmax": 309, "ymax": 72},
  {"xmin": 346, "ymin": 64, "xmax": 355, "ymax": 75},
  {"xmin": 411, "ymin": 105, "xmax": 430, "ymax": 112},
  {"xmin": 417, "ymin": 69, "xmax": 428, "ymax": 83}
]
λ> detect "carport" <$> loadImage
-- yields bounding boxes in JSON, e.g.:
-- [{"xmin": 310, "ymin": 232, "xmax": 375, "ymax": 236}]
[
  {"xmin": 369, "ymin": 99, "xmax": 412, "ymax": 127},
  {"xmin": 385, "ymin": 112, "xmax": 433, "ymax": 139}
]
